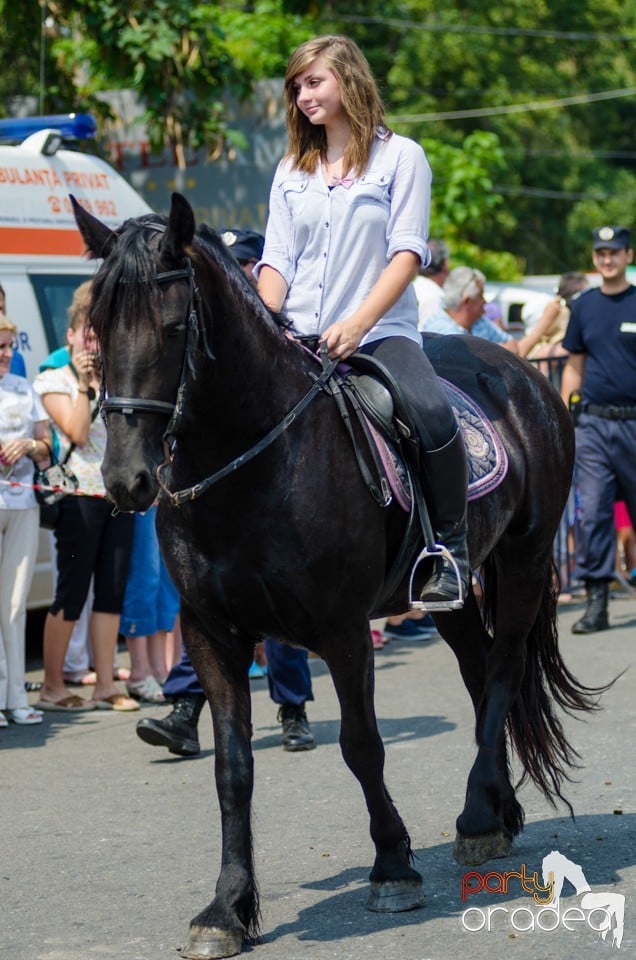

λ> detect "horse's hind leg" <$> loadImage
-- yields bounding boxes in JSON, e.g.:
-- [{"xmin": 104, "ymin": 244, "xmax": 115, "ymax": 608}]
[
  {"xmin": 177, "ymin": 611, "xmax": 257, "ymax": 960},
  {"xmin": 444, "ymin": 553, "xmax": 551, "ymax": 866},
  {"xmin": 435, "ymin": 586, "xmax": 523, "ymax": 866},
  {"xmin": 324, "ymin": 625, "xmax": 424, "ymax": 912}
]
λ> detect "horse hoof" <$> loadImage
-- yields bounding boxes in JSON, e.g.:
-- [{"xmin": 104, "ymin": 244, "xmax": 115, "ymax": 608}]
[
  {"xmin": 365, "ymin": 879, "xmax": 425, "ymax": 912},
  {"xmin": 179, "ymin": 924, "xmax": 243, "ymax": 959},
  {"xmin": 453, "ymin": 831, "xmax": 512, "ymax": 866}
]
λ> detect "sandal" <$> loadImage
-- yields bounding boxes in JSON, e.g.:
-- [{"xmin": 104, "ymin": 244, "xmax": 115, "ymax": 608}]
[
  {"xmin": 126, "ymin": 676, "xmax": 165, "ymax": 704},
  {"xmin": 7, "ymin": 706, "xmax": 44, "ymax": 725},
  {"xmin": 35, "ymin": 695, "xmax": 95, "ymax": 712},
  {"xmin": 93, "ymin": 693, "xmax": 140, "ymax": 712},
  {"xmin": 63, "ymin": 670, "xmax": 97, "ymax": 686}
]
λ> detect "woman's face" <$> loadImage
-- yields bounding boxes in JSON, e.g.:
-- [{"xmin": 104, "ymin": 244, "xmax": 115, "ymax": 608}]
[
  {"xmin": 0, "ymin": 329, "xmax": 13, "ymax": 376},
  {"xmin": 67, "ymin": 321, "xmax": 98, "ymax": 359},
  {"xmin": 292, "ymin": 55, "xmax": 344, "ymax": 128}
]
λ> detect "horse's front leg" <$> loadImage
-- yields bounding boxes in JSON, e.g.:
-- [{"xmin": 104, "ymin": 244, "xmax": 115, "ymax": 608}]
[
  {"xmin": 178, "ymin": 611, "xmax": 257, "ymax": 960},
  {"xmin": 324, "ymin": 624, "xmax": 424, "ymax": 912}
]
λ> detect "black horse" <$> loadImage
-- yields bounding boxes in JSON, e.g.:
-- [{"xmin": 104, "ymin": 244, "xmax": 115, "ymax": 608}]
[{"xmin": 72, "ymin": 193, "xmax": 603, "ymax": 959}]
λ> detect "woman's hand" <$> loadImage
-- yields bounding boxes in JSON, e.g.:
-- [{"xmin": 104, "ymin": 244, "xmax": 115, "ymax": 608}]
[
  {"xmin": 74, "ymin": 349, "xmax": 97, "ymax": 387},
  {"xmin": 0, "ymin": 437, "xmax": 38, "ymax": 466},
  {"xmin": 320, "ymin": 316, "xmax": 368, "ymax": 360}
]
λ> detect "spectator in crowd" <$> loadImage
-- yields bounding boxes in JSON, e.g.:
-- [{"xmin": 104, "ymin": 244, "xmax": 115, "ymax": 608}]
[
  {"xmin": 0, "ymin": 283, "xmax": 27, "ymax": 378},
  {"xmin": 561, "ymin": 225, "xmax": 636, "ymax": 633},
  {"xmin": 527, "ymin": 272, "xmax": 589, "ymax": 364},
  {"xmin": 423, "ymin": 266, "xmax": 559, "ymax": 357},
  {"xmin": 136, "ymin": 638, "xmax": 316, "ymax": 755},
  {"xmin": 413, "ymin": 239, "xmax": 450, "ymax": 331},
  {"xmin": 0, "ymin": 314, "xmax": 51, "ymax": 725},
  {"xmin": 121, "ymin": 506, "xmax": 181, "ymax": 703},
  {"xmin": 34, "ymin": 282, "xmax": 138, "ymax": 711},
  {"xmin": 37, "ymin": 339, "xmax": 130, "ymax": 687}
]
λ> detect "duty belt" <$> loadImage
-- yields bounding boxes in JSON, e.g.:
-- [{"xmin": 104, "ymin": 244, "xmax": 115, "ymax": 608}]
[{"xmin": 584, "ymin": 402, "xmax": 636, "ymax": 420}]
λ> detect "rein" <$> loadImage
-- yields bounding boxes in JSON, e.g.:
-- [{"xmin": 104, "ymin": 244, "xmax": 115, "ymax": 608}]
[
  {"xmin": 102, "ymin": 241, "xmax": 338, "ymax": 507},
  {"xmin": 157, "ymin": 351, "xmax": 337, "ymax": 506}
]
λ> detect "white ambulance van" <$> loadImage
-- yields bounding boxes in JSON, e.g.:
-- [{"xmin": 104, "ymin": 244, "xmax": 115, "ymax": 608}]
[
  {"xmin": 0, "ymin": 114, "xmax": 153, "ymax": 607},
  {"xmin": 0, "ymin": 113, "xmax": 152, "ymax": 379}
]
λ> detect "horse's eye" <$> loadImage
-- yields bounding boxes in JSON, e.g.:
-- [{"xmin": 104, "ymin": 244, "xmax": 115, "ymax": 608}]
[{"xmin": 166, "ymin": 323, "xmax": 185, "ymax": 339}]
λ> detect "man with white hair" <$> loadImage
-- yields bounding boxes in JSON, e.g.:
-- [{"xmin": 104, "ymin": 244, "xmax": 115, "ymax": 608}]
[{"xmin": 422, "ymin": 266, "xmax": 556, "ymax": 358}]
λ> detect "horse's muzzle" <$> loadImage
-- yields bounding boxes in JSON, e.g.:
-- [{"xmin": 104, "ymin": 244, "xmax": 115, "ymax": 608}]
[{"xmin": 102, "ymin": 464, "xmax": 159, "ymax": 513}]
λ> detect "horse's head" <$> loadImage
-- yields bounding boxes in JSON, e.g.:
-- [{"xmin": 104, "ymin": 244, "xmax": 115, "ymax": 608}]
[{"xmin": 72, "ymin": 192, "xmax": 197, "ymax": 511}]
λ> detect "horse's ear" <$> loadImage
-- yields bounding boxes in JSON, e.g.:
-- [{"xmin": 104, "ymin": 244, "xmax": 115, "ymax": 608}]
[
  {"xmin": 163, "ymin": 192, "xmax": 196, "ymax": 260},
  {"xmin": 70, "ymin": 195, "xmax": 115, "ymax": 259}
]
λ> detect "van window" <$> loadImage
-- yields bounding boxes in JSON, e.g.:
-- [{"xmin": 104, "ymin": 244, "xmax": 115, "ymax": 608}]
[{"xmin": 29, "ymin": 274, "xmax": 88, "ymax": 353}]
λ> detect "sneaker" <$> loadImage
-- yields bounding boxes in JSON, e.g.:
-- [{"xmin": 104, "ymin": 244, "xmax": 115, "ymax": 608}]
[
  {"xmin": 278, "ymin": 704, "xmax": 315, "ymax": 752},
  {"xmin": 248, "ymin": 661, "xmax": 268, "ymax": 679},
  {"xmin": 382, "ymin": 617, "xmax": 437, "ymax": 641}
]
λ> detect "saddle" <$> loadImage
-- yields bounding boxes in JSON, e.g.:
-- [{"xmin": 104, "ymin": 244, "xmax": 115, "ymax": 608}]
[{"xmin": 325, "ymin": 352, "xmax": 439, "ymax": 613}]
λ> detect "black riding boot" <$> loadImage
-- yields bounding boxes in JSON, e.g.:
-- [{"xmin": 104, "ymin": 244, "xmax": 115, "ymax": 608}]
[
  {"xmin": 136, "ymin": 693, "xmax": 206, "ymax": 756},
  {"xmin": 411, "ymin": 428, "xmax": 470, "ymax": 611},
  {"xmin": 572, "ymin": 580, "xmax": 610, "ymax": 634}
]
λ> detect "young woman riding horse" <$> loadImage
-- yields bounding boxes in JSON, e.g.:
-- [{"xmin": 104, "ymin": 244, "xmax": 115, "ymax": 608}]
[
  {"xmin": 257, "ymin": 35, "xmax": 469, "ymax": 611},
  {"xmin": 70, "ymin": 38, "xmax": 606, "ymax": 960}
]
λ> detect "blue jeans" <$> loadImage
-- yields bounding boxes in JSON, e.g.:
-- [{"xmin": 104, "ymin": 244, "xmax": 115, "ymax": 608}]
[{"xmin": 120, "ymin": 507, "xmax": 180, "ymax": 636}]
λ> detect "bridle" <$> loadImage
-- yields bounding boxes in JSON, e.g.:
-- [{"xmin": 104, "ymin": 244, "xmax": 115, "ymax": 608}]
[
  {"xmin": 101, "ymin": 232, "xmax": 338, "ymax": 507},
  {"xmin": 100, "ymin": 262, "xmax": 199, "ymax": 425}
]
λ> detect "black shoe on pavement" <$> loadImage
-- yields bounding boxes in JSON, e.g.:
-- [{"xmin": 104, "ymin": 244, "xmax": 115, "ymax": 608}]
[
  {"xmin": 572, "ymin": 580, "xmax": 610, "ymax": 634},
  {"xmin": 278, "ymin": 704, "xmax": 315, "ymax": 752},
  {"xmin": 136, "ymin": 693, "xmax": 206, "ymax": 757}
]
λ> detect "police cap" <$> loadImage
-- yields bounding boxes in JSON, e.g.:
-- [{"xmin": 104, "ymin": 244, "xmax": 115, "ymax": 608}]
[
  {"xmin": 592, "ymin": 225, "xmax": 631, "ymax": 250},
  {"xmin": 220, "ymin": 229, "xmax": 264, "ymax": 262}
]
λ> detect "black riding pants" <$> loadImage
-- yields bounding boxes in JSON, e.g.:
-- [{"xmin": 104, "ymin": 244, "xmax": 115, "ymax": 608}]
[{"xmin": 358, "ymin": 335, "xmax": 457, "ymax": 451}]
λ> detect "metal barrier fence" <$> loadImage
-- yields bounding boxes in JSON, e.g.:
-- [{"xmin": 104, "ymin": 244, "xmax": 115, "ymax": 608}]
[{"xmin": 526, "ymin": 355, "xmax": 579, "ymax": 594}]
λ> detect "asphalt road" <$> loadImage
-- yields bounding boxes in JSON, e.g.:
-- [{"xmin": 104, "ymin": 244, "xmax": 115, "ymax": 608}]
[{"xmin": 3, "ymin": 591, "xmax": 634, "ymax": 960}]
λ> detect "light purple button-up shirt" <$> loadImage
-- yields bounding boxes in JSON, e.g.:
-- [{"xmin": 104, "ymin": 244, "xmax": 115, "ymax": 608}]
[{"xmin": 257, "ymin": 130, "xmax": 432, "ymax": 347}]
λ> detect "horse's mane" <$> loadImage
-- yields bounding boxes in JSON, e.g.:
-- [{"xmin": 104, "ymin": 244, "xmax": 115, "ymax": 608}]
[
  {"xmin": 193, "ymin": 223, "xmax": 290, "ymax": 335},
  {"xmin": 89, "ymin": 214, "xmax": 166, "ymax": 352},
  {"xmin": 89, "ymin": 214, "xmax": 289, "ymax": 356}
]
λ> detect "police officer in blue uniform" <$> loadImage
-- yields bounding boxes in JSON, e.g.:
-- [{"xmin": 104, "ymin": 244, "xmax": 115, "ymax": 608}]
[{"xmin": 561, "ymin": 225, "xmax": 636, "ymax": 633}]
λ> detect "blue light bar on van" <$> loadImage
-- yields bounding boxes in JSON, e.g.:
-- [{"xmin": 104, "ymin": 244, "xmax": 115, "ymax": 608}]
[{"xmin": 0, "ymin": 113, "xmax": 97, "ymax": 143}]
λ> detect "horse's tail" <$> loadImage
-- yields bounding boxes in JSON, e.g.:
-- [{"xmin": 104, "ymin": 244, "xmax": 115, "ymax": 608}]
[{"xmin": 484, "ymin": 556, "xmax": 613, "ymax": 811}]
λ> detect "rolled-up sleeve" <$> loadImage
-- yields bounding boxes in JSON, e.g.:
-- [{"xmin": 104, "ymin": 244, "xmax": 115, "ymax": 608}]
[
  {"xmin": 386, "ymin": 139, "xmax": 431, "ymax": 267},
  {"xmin": 254, "ymin": 162, "xmax": 296, "ymax": 286}
]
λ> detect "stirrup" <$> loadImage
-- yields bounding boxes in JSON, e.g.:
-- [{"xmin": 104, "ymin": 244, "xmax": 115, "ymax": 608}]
[{"xmin": 408, "ymin": 543, "xmax": 465, "ymax": 612}]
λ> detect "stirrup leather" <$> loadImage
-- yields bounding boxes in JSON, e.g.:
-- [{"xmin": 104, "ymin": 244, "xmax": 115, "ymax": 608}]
[{"xmin": 408, "ymin": 543, "xmax": 465, "ymax": 612}]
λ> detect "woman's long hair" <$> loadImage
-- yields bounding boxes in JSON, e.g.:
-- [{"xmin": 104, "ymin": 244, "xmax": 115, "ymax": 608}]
[{"xmin": 283, "ymin": 35, "xmax": 390, "ymax": 177}]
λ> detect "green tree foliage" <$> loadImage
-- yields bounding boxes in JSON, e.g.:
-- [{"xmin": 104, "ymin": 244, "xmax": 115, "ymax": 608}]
[{"xmin": 3, "ymin": 1, "xmax": 636, "ymax": 274}]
